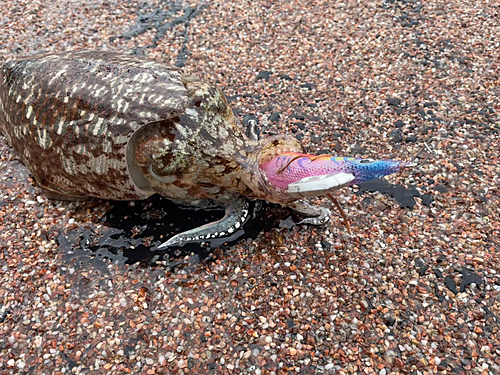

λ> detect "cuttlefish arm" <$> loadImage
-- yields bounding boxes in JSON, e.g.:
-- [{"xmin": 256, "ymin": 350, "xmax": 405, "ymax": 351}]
[{"xmin": 157, "ymin": 198, "xmax": 252, "ymax": 249}]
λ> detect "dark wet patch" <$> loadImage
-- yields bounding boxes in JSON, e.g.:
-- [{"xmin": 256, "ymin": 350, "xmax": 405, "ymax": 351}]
[
  {"xmin": 291, "ymin": 113, "xmax": 306, "ymax": 121},
  {"xmin": 357, "ymin": 179, "xmax": 433, "ymax": 209},
  {"xmin": 300, "ymin": 82, "xmax": 317, "ymax": 90},
  {"xmin": 394, "ymin": 120, "xmax": 404, "ymax": 128},
  {"xmin": 433, "ymin": 282, "xmax": 445, "ymax": 302},
  {"xmin": 433, "ymin": 184, "xmax": 448, "ymax": 193},
  {"xmin": 109, "ymin": 0, "xmax": 207, "ymax": 66},
  {"xmin": 459, "ymin": 267, "xmax": 484, "ymax": 293},
  {"xmin": 384, "ymin": 314, "xmax": 396, "ymax": 326},
  {"xmin": 389, "ymin": 129, "xmax": 403, "ymax": 143},
  {"xmin": 0, "ymin": 308, "xmax": 9, "ymax": 323},
  {"xmin": 387, "ymin": 97, "xmax": 402, "ymax": 107},
  {"xmin": 433, "ymin": 268, "xmax": 443, "ymax": 278},
  {"xmin": 58, "ymin": 195, "xmax": 291, "ymax": 269},
  {"xmin": 256, "ymin": 71, "xmax": 272, "ymax": 81},
  {"xmin": 414, "ymin": 257, "xmax": 428, "ymax": 276},
  {"xmin": 61, "ymin": 352, "xmax": 78, "ymax": 370},
  {"xmin": 445, "ymin": 276, "xmax": 458, "ymax": 294}
]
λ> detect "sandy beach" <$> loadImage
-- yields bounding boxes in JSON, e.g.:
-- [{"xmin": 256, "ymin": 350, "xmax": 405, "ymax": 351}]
[{"xmin": 1, "ymin": 0, "xmax": 499, "ymax": 373}]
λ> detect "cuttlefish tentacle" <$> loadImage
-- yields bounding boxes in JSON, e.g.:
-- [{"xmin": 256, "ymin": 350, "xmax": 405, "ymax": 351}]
[
  {"xmin": 157, "ymin": 197, "xmax": 251, "ymax": 249},
  {"xmin": 326, "ymin": 193, "xmax": 351, "ymax": 236}
]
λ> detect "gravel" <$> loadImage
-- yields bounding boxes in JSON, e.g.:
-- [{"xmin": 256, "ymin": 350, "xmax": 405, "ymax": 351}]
[{"xmin": 1, "ymin": 0, "xmax": 500, "ymax": 374}]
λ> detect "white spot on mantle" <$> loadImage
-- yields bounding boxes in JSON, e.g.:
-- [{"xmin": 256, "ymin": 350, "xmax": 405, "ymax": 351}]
[{"xmin": 26, "ymin": 105, "xmax": 33, "ymax": 119}]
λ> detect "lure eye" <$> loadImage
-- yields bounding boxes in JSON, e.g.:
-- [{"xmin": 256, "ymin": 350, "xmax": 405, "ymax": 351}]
[{"xmin": 359, "ymin": 158, "xmax": 375, "ymax": 164}]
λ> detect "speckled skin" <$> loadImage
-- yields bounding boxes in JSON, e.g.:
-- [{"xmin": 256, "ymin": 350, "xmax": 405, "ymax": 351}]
[{"xmin": 0, "ymin": 51, "xmax": 302, "ymax": 206}]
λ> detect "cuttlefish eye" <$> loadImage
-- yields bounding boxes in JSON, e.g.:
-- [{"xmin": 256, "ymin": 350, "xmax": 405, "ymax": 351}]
[{"xmin": 359, "ymin": 158, "xmax": 375, "ymax": 164}]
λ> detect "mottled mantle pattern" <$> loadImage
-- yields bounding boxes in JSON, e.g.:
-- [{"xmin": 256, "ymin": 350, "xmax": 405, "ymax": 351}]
[
  {"xmin": 0, "ymin": 51, "xmax": 303, "ymax": 205},
  {"xmin": 0, "ymin": 51, "xmax": 187, "ymax": 200}
]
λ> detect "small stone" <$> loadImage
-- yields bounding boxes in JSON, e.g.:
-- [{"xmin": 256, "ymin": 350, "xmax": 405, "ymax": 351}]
[
  {"xmin": 268, "ymin": 113, "xmax": 281, "ymax": 122},
  {"xmin": 256, "ymin": 71, "xmax": 272, "ymax": 81},
  {"xmin": 387, "ymin": 97, "xmax": 402, "ymax": 107},
  {"xmin": 34, "ymin": 336, "xmax": 43, "ymax": 347},
  {"xmin": 280, "ymin": 73, "xmax": 292, "ymax": 81},
  {"xmin": 389, "ymin": 130, "xmax": 403, "ymax": 143},
  {"xmin": 394, "ymin": 120, "xmax": 404, "ymax": 128},
  {"xmin": 394, "ymin": 358, "xmax": 404, "ymax": 369}
]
